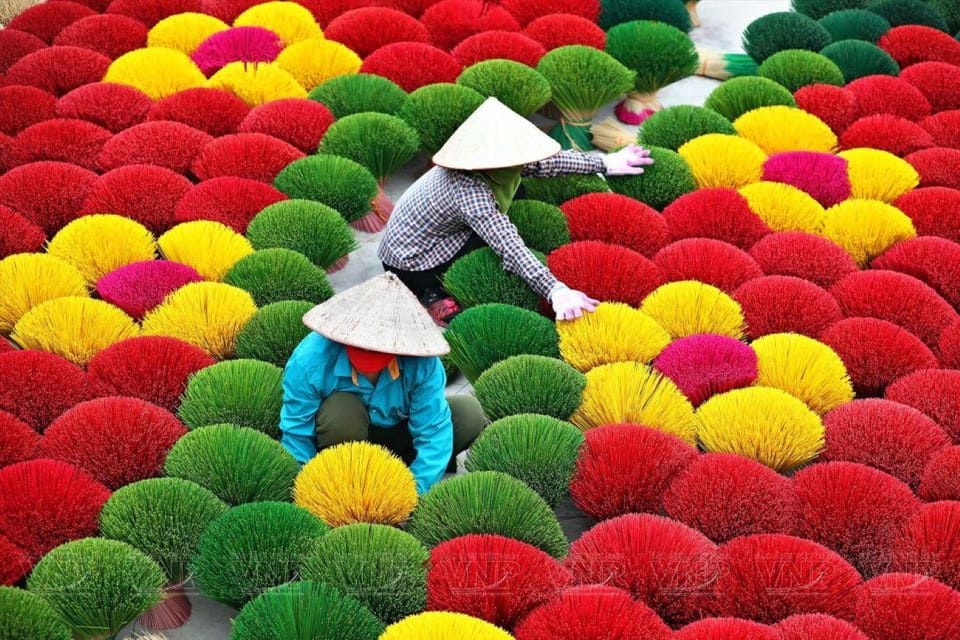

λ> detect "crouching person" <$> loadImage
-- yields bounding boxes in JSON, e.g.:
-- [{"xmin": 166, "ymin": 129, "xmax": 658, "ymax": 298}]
[{"xmin": 279, "ymin": 272, "xmax": 486, "ymax": 494}]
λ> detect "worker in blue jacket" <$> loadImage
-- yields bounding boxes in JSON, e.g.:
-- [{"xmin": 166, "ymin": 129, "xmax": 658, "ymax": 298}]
[{"xmin": 279, "ymin": 272, "xmax": 486, "ymax": 494}]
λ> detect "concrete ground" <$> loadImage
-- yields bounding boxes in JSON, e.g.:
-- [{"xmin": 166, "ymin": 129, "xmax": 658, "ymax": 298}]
[{"xmin": 119, "ymin": 1, "xmax": 789, "ymax": 636}]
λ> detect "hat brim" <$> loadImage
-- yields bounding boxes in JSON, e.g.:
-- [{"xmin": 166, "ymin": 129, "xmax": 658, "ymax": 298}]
[
  {"xmin": 431, "ymin": 97, "xmax": 562, "ymax": 171},
  {"xmin": 301, "ymin": 273, "xmax": 450, "ymax": 357},
  {"xmin": 433, "ymin": 145, "xmax": 560, "ymax": 171}
]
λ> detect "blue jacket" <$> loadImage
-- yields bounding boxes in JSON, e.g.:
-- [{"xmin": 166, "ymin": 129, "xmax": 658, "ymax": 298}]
[{"xmin": 279, "ymin": 333, "xmax": 452, "ymax": 494}]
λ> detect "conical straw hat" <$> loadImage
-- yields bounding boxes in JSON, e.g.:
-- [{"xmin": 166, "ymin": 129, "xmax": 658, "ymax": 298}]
[
  {"xmin": 433, "ymin": 97, "xmax": 561, "ymax": 170},
  {"xmin": 302, "ymin": 272, "xmax": 450, "ymax": 356}
]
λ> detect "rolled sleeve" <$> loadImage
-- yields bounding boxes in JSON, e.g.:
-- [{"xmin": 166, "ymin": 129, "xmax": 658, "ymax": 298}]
[
  {"xmin": 279, "ymin": 358, "xmax": 321, "ymax": 465},
  {"xmin": 457, "ymin": 183, "xmax": 558, "ymax": 299},
  {"xmin": 522, "ymin": 150, "xmax": 606, "ymax": 178},
  {"xmin": 407, "ymin": 357, "xmax": 453, "ymax": 494}
]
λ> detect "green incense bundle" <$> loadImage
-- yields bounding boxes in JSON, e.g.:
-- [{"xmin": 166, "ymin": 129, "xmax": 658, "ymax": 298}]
[{"xmin": 536, "ymin": 45, "xmax": 635, "ymax": 150}]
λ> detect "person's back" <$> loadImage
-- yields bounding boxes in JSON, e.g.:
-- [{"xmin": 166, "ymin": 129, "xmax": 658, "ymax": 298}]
[
  {"xmin": 377, "ymin": 97, "xmax": 652, "ymax": 325},
  {"xmin": 378, "ymin": 166, "xmax": 479, "ymax": 270}
]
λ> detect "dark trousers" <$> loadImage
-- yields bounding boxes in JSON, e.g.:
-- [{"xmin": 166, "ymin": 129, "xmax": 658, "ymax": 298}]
[
  {"xmin": 314, "ymin": 392, "xmax": 487, "ymax": 471},
  {"xmin": 382, "ymin": 233, "xmax": 488, "ymax": 299}
]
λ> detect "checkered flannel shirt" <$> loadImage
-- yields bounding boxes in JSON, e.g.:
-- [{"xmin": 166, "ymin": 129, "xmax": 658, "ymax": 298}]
[{"xmin": 378, "ymin": 150, "xmax": 607, "ymax": 300}]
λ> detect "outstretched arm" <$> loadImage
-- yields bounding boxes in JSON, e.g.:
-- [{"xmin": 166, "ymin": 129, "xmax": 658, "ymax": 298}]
[
  {"xmin": 458, "ymin": 182, "xmax": 599, "ymax": 319},
  {"xmin": 457, "ymin": 180, "xmax": 558, "ymax": 300},
  {"xmin": 523, "ymin": 145, "xmax": 654, "ymax": 178},
  {"xmin": 522, "ymin": 149, "xmax": 606, "ymax": 177}
]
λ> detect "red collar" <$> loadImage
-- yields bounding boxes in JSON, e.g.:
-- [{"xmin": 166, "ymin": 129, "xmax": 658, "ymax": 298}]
[{"xmin": 346, "ymin": 345, "xmax": 398, "ymax": 377}]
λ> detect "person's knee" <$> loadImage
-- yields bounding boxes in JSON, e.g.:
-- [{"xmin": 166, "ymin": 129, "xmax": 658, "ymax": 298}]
[
  {"xmin": 448, "ymin": 394, "xmax": 487, "ymax": 453},
  {"xmin": 315, "ymin": 392, "xmax": 369, "ymax": 448}
]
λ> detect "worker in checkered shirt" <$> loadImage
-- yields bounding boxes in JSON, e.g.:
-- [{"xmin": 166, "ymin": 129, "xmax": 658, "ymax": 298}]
[{"xmin": 379, "ymin": 97, "xmax": 653, "ymax": 326}]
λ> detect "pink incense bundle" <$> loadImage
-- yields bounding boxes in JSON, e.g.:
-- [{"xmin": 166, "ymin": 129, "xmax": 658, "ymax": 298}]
[
  {"xmin": 97, "ymin": 261, "xmax": 204, "ymax": 321},
  {"xmin": 190, "ymin": 26, "xmax": 283, "ymax": 76},
  {"xmin": 762, "ymin": 151, "xmax": 851, "ymax": 208},
  {"xmin": 654, "ymin": 334, "xmax": 758, "ymax": 407}
]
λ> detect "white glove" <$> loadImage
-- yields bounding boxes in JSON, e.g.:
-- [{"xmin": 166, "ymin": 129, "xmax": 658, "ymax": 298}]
[
  {"xmin": 603, "ymin": 144, "xmax": 655, "ymax": 176},
  {"xmin": 551, "ymin": 283, "xmax": 599, "ymax": 321}
]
